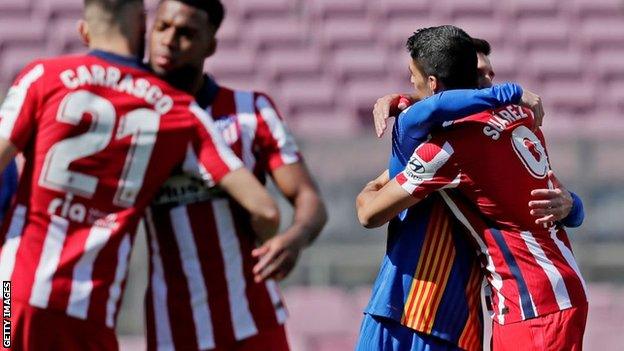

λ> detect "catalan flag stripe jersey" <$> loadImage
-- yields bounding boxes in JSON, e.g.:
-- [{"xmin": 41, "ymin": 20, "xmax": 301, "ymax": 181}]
[{"xmin": 364, "ymin": 84, "xmax": 524, "ymax": 350}]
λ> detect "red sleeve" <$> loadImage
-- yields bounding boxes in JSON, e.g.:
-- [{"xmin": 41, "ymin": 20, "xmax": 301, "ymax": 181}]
[
  {"xmin": 0, "ymin": 61, "xmax": 45, "ymax": 150},
  {"xmin": 253, "ymin": 93, "xmax": 301, "ymax": 171},
  {"xmin": 184, "ymin": 102, "xmax": 243, "ymax": 186},
  {"xmin": 395, "ymin": 137, "xmax": 462, "ymax": 199}
]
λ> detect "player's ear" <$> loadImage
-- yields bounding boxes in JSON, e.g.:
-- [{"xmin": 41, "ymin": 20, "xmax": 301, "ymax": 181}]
[
  {"xmin": 427, "ymin": 76, "xmax": 439, "ymax": 93},
  {"xmin": 77, "ymin": 20, "xmax": 90, "ymax": 46}
]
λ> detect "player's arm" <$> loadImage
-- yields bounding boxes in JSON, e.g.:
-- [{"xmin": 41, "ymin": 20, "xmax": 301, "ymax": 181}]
[
  {"xmin": 251, "ymin": 162, "xmax": 328, "ymax": 282},
  {"xmin": 0, "ymin": 62, "xmax": 44, "ymax": 173},
  {"xmin": 246, "ymin": 93, "xmax": 328, "ymax": 282},
  {"xmin": 357, "ymin": 140, "xmax": 458, "ymax": 228},
  {"xmin": 357, "ymin": 172, "xmax": 420, "ymax": 228},
  {"xmin": 529, "ymin": 171, "xmax": 585, "ymax": 227},
  {"xmin": 218, "ymin": 169, "xmax": 280, "ymax": 240}
]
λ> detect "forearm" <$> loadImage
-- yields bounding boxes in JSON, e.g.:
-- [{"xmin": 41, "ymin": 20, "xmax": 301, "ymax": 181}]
[{"xmin": 283, "ymin": 186, "xmax": 327, "ymax": 247}]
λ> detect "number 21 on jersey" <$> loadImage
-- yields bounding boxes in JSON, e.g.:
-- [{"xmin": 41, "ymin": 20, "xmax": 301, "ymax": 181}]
[{"xmin": 39, "ymin": 90, "xmax": 160, "ymax": 207}]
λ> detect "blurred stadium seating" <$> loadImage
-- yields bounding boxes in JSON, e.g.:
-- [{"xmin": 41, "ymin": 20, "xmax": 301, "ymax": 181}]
[{"xmin": 2, "ymin": 0, "xmax": 623, "ymax": 349}]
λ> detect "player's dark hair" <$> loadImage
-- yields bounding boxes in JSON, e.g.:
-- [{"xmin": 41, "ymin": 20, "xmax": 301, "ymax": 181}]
[
  {"xmin": 472, "ymin": 37, "xmax": 491, "ymax": 56},
  {"xmin": 406, "ymin": 25, "xmax": 478, "ymax": 89},
  {"xmin": 163, "ymin": 0, "xmax": 225, "ymax": 32}
]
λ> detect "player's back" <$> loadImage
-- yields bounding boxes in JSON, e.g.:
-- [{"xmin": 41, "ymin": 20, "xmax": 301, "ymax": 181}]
[
  {"xmin": 419, "ymin": 104, "xmax": 588, "ymax": 324},
  {"xmin": 0, "ymin": 51, "xmax": 239, "ymax": 328}
]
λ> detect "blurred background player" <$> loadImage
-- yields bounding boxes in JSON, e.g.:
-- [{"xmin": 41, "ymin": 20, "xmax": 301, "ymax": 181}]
[
  {"xmin": 0, "ymin": 0, "xmax": 281, "ymax": 349},
  {"xmin": 144, "ymin": 0, "xmax": 327, "ymax": 350},
  {"xmin": 357, "ymin": 25, "xmax": 587, "ymax": 351}
]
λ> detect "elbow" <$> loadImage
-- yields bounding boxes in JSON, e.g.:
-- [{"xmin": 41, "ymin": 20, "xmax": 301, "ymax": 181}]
[
  {"xmin": 261, "ymin": 204, "xmax": 280, "ymax": 229},
  {"xmin": 357, "ymin": 208, "xmax": 382, "ymax": 229}
]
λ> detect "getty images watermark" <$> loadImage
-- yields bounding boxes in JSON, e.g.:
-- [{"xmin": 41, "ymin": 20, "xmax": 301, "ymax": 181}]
[{"xmin": 2, "ymin": 281, "xmax": 10, "ymax": 348}]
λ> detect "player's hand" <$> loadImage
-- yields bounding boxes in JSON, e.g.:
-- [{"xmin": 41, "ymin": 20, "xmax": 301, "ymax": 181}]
[
  {"xmin": 251, "ymin": 231, "xmax": 305, "ymax": 283},
  {"xmin": 520, "ymin": 90, "xmax": 545, "ymax": 129},
  {"xmin": 529, "ymin": 171, "xmax": 573, "ymax": 225},
  {"xmin": 373, "ymin": 94, "xmax": 411, "ymax": 138}
]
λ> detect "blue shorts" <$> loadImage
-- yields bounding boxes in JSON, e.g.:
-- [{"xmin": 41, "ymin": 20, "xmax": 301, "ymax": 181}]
[{"xmin": 355, "ymin": 314, "xmax": 462, "ymax": 351}]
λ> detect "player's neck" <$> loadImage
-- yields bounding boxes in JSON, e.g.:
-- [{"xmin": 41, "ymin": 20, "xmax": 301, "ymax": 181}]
[{"xmin": 88, "ymin": 36, "xmax": 138, "ymax": 59}]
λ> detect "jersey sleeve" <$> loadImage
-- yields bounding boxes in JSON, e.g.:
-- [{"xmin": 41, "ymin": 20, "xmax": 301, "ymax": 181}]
[
  {"xmin": 0, "ymin": 62, "xmax": 45, "ymax": 150},
  {"xmin": 395, "ymin": 137, "xmax": 463, "ymax": 199},
  {"xmin": 184, "ymin": 102, "xmax": 244, "ymax": 187},
  {"xmin": 398, "ymin": 83, "xmax": 523, "ymax": 140},
  {"xmin": 253, "ymin": 93, "xmax": 301, "ymax": 171}
]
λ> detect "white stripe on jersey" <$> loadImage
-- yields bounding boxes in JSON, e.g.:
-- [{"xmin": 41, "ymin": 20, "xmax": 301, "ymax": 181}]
[
  {"xmin": 0, "ymin": 64, "xmax": 44, "ymax": 140},
  {"xmin": 145, "ymin": 210, "xmax": 175, "ymax": 351},
  {"xmin": 520, "ymin": 231, "xmax": 572, "ymax": 311},
  {"xmin": 105, "ymin": 233, "xmax": 132, "ymax": 328},
  {"xmin": 67, "ymin": 226, "xmax": 113, "ymax": 319},
  {"xmin": 401, "ymin": 142, "xmax": 456, "ymax": 195},
  {"xmin": 183, "ymin": 143, "xmax": 214, "ymax": 186},
  {"xmin": 212, "ymin": 199, "xmax": 258, "ymax": 340},
  {"xmin": 255, "ymin": 95, "xmax": 300, "ymax": 164},
  {"xmin": 0, "ymin": 205, "xmax": 27, "ymax": 283},
  {"xmin": 265, "ymin": 279, "xmax": 288, "ymax": 324},
  {"xmin": 549, "ymin": 227, "xmax": 588, "ymax": 296},
  {"xmin": 30, "ymin": 215, "xmax": 69, "ymax": 308},
  {"xmin": 233, "ymin": 91, "xmax": 257, "ymax": 169},
  {"xmin": 170, "ymin": 206, "xmax": 216, "ymax": 350},
  {"xmin": 439, "ymin": 190, "xmax": 507, "ymax": 324},
  {"xmin": 189, "ymin": 102, "xmax": 243, "ymax": 171}
]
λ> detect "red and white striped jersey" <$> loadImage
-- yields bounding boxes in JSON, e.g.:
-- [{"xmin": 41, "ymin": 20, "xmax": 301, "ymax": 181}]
[
  {"xmin": 396, "ymin": 105, "xmax": 587, "ymax": 325},
  {"xmin": 0, "ymin": 52, "xmax": 242, "ymax": 329},
  {"xmin": 145, "ymin": 77, "xmax": 299, "ymax": 351}
]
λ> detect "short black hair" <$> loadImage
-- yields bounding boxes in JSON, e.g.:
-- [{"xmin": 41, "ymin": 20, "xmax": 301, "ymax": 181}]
[
  {"xmin": 472, "ymin": 37, "xmax": 491, "ymax": 56},
  {"xmin": 406, "ymin": 25, "xmax": 478, "ymax": 89},
  {"xmin": 165, "ymin": 0, "xmax": 225, "ymax": 32}
]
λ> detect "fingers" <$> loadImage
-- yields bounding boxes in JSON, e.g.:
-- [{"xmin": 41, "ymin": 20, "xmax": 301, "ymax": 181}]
[
  {"xmin": 373, "ymin": 103, "xmax": 389, "ymax": 138},
  {"xmin": 254, "ymin": 252, "xmax": 290, "ymax": 283},
  {"xmin": 535, "ymin": 214, "xmax": 556, "ymax": 225},
  {"xmin": 530, "ymin": 189, "xmax": 562, "ymax": 198},
  {"xmin": 251, "ymin": 244, "xmax": 270, "ymax": 258},
  {"xmin": 252, "ymin": 244, "xmax": 282, "ymax": 276},
  {"xmin": 528, "ymin": 200, "xmax": 559, "ymax": 209}
]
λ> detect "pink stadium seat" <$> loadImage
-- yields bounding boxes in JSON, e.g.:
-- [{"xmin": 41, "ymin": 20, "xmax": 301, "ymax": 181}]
[
  {"xmin": 34, "ymin": 0, "xmax": 82, "ymax": 19},
  {"xmin": 215, "ymin": 17, "xmax": 242, "ymax": 50},
  {"xmin": 542, "ymin": 80, "xmax": 597, "ymax": 112},
  {"xmin": 375, "ymin": 0, "xmax": 433, "ymax": 20},
  {"xmin": 571, "ymin": 0, "xmax": 624, "ymax": 19},
  {"xmin": 278, "ymin": 78, "xmax": 337, "ymax": 115},
  {"xmin": 525, "ymin": 50, "xmax": 584, "ymax": 80},
  {"xmin": 517, "ymin": 18, "xmax": 570, "ymax": 49},
  {"xmin": 0, "ymin": 0, "xmax": 31, "ymax": 13},
  {"xmin": 503, "ymin": 0, "xmax": 560, "ymax": 17},
  {"xmin": 330, "ymin": 48, "xmax": 389, "ymax": 81},
  {"xmin": 454, "ymin": 19, "xmax": 507, "ymax": 47},
  {"xmin": 260, "ymin": 48, "xmax": 323, "ymax": 81},
  {"xmin": 606, "ymin": 81, "xmax": 624, "ymax": 112},
  {"xmin": 580, "ymin": 19, "xmax": 624, "ymax": 49},
  {"xmin": 440, "ymin": 0, "xmax": 496, "ymax": 18},
  {"xmin": 488, "ymin": 49, "xmax": 520, "ymax": 82},
  {"xmin": 244, "ymin": 18, "xmax": 308, "ymax": 51},
  {"xmin": 204, "ymin": 48, "xmax": 257, "ymax": 80},
  {"xmin": 382, "ymin": 17, "xmax": 444, "ymax": 52},
  {"xmin": 309, "ymin": 0, "xmax": 369, "ymax": 20},
  {"xmin": 237, "ymin": 0, "xmax": 294, "ymax": 19},
  {"xmin": 320, "ymin": 19, "xmax": 377, "ymax": 50},
  {"xmin": 0, "ymin": 17, "xmax": 46, "ymax": 47},
  {"xmin": 594, "ymin": 50, "xmax": 624, "ymax": 80}
]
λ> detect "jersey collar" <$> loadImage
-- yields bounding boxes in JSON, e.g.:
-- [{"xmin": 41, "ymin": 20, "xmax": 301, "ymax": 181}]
[
  {"xmin": 195, "ymin": 74, "xmax": 220, "ymax": 109},
  {"xmin": 88, "ymin": 50, "xmax": 150, "ymax": 71}
]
